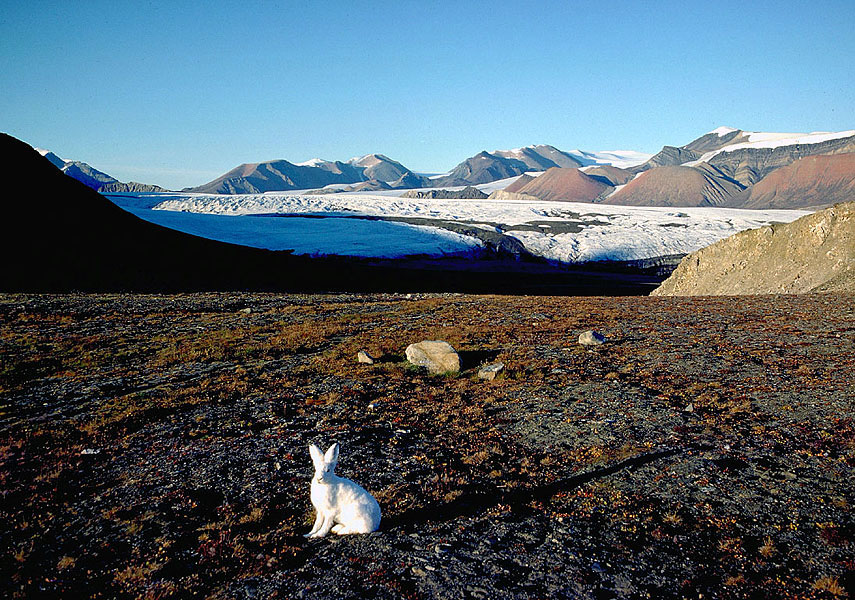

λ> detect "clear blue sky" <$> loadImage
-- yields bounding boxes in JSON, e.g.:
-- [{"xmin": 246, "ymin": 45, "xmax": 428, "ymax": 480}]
[{"xmin": 2, "ymin": 0, "xmax": 853, "ymax": 189}]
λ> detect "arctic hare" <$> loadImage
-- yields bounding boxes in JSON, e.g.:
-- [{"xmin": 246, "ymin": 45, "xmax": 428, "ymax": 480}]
[{"xmin": 305, "ymin": 443, "xmax": 381, "ymax": 538}]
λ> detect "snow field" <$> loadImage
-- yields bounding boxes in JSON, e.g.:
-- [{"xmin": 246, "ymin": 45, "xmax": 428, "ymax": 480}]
[{"xmin": 115, "ymin": 192, "xmax": 810, "ymax": 264}]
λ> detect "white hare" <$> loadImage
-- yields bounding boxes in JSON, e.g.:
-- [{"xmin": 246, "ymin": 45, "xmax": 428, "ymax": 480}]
[{"xmin": 304, "ymin": 443, "xmax": 381, "ymax": 538}]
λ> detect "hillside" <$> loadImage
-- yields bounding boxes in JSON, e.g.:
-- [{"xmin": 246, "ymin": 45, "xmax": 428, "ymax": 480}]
[
  {"xmin": 1, "ymin": 134, "xmax": 321, "ymax": 292},
  {"xmin": 348, "ymin": 153, "xmax": 412, "ymax": 182},
  {"xmin": 705, "ymin": 134, "xmax": 855, "ymax": 186},
  {"xmin": 492, "ymin": 144, "xmax": 583, "ymax": 170},
  {"xmin": 99, "ymin": 181, "xmax": 168, "ymax": 193},
  {"xmin": 512, "ymin": 167, "xmax": 611, "ymax": 202},
  {"xmin": 607, "ymin": 164, "xmax": 744, "ymax": 207},
  {"xmin": 724, "ymin": 152, "xmax": 855, "ymax": 209},
  {"xmin": 652, "ymin": 201, "xmax": 855, "ymax": 295},
  {"xmin": 503, "ymin": 173, "xmax": 535, "ymax": 193},
  {"xmin": 633, "ymin": 146, "xmax": 701, "ymax": 172},
  {"xmin": 2, "ymin": 292, "xmax": 852, "ymax": 599},
  {"xmin": 582, "ymin": 165, "xmax": 634, "ymax": 186},
  {"xmin": 430, "ymin": 151, "xmax": 533, "ymax": 187}
]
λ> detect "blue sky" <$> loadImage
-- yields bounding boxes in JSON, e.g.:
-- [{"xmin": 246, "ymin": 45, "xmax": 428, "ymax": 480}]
[{"xmin": 2, "ymin": 0, "xmax": 853, "ymax": 189}]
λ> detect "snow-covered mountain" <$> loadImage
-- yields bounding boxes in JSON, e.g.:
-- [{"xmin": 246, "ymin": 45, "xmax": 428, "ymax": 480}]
[
  {"xmin": 492, "ymin": 145, "xmax": 583, "ymax": 170},
  {"xmin": 347, "ymin": 153, "xmax": 414, "ymax": 183}
]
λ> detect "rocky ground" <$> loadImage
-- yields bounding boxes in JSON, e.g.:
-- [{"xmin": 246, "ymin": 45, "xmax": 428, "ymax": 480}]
[{"xmin": 0, "ymin": 292, "xmax": 853, "ymax": 599}]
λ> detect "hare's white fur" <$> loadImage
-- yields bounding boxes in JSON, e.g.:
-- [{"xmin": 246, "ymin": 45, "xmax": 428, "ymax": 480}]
[{"xmin": 305, "ymin": 443, "xmax": 381, "ymax": 538}]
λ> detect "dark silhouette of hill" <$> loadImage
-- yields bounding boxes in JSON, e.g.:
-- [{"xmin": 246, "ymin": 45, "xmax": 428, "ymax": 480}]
[{"xmin": 1, "ymin": 133, "xmax": 327, "ymax": 292}]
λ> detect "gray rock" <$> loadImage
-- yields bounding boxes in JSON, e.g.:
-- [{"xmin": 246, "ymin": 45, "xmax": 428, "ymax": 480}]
[
  {"xmin": 478, "ymin": 362, "xmax": 505, "ymax": 381},
  {"xmin": 402, "ymin": 186, "xmax": 487, "ymax": 200},
  {"xmin": 357, "ymin": 350, "xmax": 375, "ymax": 364},
  {"xmin": 578, "ymin": 330, "xmax": 606, "ymax": 346},
  {"xmin": 405, "ymin": 341, "xmax": 460, "ymax": 374},
  {"xmin": 99, "ymin": 181, "xmax": 168, "ymax": 193}
]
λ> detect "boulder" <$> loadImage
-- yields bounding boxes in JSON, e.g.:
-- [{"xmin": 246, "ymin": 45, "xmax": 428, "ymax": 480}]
[
  {"xmin": 405, "ymin": 341, "xmax": 460, "ymax": 374},
  {"xmin": 357, "ymin": 350, "xmax": 375, "ymax": 365},
  {"xmin": 478, "ymin": 363, "xmax": 505, "ymax": 381},
  {"xmin": 579, "ymin": 330, "xmax": 606, "ymax": 346}
]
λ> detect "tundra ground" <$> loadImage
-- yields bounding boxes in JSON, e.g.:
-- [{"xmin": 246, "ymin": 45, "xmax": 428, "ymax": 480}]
[{"xmin": 1, "ymin": 293, "xmax": 852, "ymax": 599}]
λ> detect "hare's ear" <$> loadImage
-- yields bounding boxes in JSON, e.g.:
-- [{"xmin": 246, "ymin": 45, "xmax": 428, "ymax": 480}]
[
  {"xmin": 309, "ymin": 444, "xmax": 323, "ymax": 468},
  {"xmin": 325, "ymin": 443, "xmax": 340, "ymax": 466}
]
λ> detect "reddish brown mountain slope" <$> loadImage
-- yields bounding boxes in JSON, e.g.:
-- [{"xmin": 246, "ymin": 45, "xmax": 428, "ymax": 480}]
[
  {"xmin": 607, "ymin": 164, "xmax": 744, "ymax": 207},
  {"xmin": 515, "ymin": 167, "xmax": 611, "ymax": 202},
  {"xmin": 726, "ymin": 152, "xmax": 855, "ymax": 209},
  {"xmin": 503, "ymin": 174, "xmax": 535, "ymax": 193}
]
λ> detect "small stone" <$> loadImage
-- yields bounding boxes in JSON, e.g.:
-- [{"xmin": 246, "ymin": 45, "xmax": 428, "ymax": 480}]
[
  {"xmin": 478, "ymin": 362, "xmax": 505, "ymax": 381},
  {"xmin": 579, "ymin": 330, "xmax": 606, "ymax": 346},
  {"xmin": 239, "ymin": 307, "xmax": 252, "ymax": 314},
  {"xmin": 405, "ymin": 341, "xmax": 460, "ymax": 374},
  {"xmin": 411, "ymin": 566, "xmax": 427, "ymax": 577},
  {"xmin": 357, "ymin": 350, "xmax": 375, "ymax": 365},
  {"xmin": 435, "ymin": 543, "xmax": 452, "ymax": 554},
  {"xmin": 684, "ymin": 403, "xmax": 694, "ymax": 412}
]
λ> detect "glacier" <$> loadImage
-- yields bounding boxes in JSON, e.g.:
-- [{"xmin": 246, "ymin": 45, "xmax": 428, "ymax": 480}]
[{"xmin": 107, "ymin": 192, "xmax": 809, "ymax": 264}]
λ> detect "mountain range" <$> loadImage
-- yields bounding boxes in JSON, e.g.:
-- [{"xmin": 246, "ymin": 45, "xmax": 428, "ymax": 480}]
[
  {"xmin": 34, "ymin": 125, "xmax": 855, "ymax": 210},
  {"xmin": 488, "ymin": 128, "xmax": 855, "ymax": 210},
  {"xmin": 179, "ymin": 144, "xmax": 645, "ymax": 193}
]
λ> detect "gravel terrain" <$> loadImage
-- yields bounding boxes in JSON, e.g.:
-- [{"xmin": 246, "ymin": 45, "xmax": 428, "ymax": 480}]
[{"xmin": 1, "ymin": 293, "xmax": 853, "ymax": 599}]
